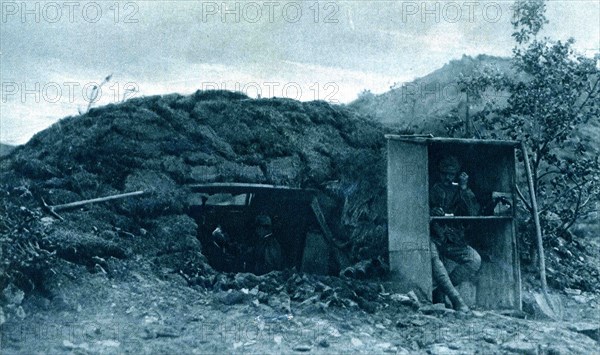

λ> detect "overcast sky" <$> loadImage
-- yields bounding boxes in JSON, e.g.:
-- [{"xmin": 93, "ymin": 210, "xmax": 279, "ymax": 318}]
[{"xmin": 1, "ymin": 0, "xmax": 599, "ymax": 144}]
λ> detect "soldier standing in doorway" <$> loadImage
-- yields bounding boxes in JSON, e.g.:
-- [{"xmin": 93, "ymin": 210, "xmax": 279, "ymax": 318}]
[{"xmin": 253, "ymin": 214, "xmax": 283, "ymax": 275}]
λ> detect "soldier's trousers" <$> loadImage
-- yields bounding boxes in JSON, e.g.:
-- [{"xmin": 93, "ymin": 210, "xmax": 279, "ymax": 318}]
[{"xmin": 430, "ymin": 241, "xmax": 481, "ymax": 286}]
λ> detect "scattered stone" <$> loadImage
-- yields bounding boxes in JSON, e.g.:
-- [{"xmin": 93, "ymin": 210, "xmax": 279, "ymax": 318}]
[
  {"xmin": 141, "ymin": 329, "xmax": 156, "ymax": 339},
  {"xmin": 502, "ymin": 340, "xmax": 538, "ymax": 355},
  {"xmin": 395, "ymin": 346, "xmax": 412, "ymax": 354},
  {"xmin": 62, "ymin": 340, "xmax": 75, "ymax": 349},
  {"xmin": 95, "ymin": 340, "xmax": 120, "ymax": 348},
  {"xmin": 351, "ymin": 337, "xmax": 364, "ymax": 347},
  {"xmin": 141, "ymin": 325, "xmax": 180, "ymax": 339},
  {"xmin": 483, "ymin": 335, "xmax": 498, "ymax": 344},
  {"xmin": 376, "ymin": 342, "xmax": 393, "ymax": 350},
  {"xmin": 572, "ymin": 295, "xmax": 592, "ymax": 304},
  {"xmin": 155, "ymin": 328, "xmax": 180, "ymax": 338},
  {"xmin": 40, "ymin": 216, "xmax": 55, "ymax": 225},
  {"xmin": 219, "ymin": 290, "xmax": 246, "ymax": 305},
  {"xmin": 234, "ymin": 273, "xmax": 261, "ymax": 289},
  {"xmin": 389, "ymin": 293, "xmax": 420, "ymax": 308},
  {"xmin": 390, "ymin": 293, "xmax": 410, "ymax": 302},
  {"xmin": 340, "ymin": 257, "xmax": 388, "ymax": 279},
  {"xmin": 472, "ymin": 310, "xmax": 485, "ymax": 317},
  {"xmin": 317, "ymin": 337, "xmax": 330, "ymax": 348},
  {"xmin": 62, "ymin": 340, "xmax": 90, "ymax": 351},
  {"xmin": 298, "ymin": 301, "xmax": 326, "ymax": 315},
  {"xmin": 564, "ymin": 288, "xmax": 582, "ymax": 295},
  {"xmin": 328, "ymin": 326, "xmax": 341, "ymax": 338},
  {"xmin": 410, "ymin": 318, "xmax": 428, "ymax": 327},
  {"xmin": 429, "ymin": 344, "xmax": 462, "ymax": 354},
  {"xmin": 419, "ymin": 303, "xmax": 455, "ymax": 315},
  {"xmin": 143, "ymin": 315, "xmax": 160, "ymax": 325},
  {"xmin": 568, "ymin": 323, "xmax": 600, "ymax": 342},
  {"xmin": 268, "ymin": 292, "xmax": 291, "ymax": 313},
  {"xmin": 498, "ymin": 309, "xmax": 527, "ymax": 319},
  {"xmin": 293, "ymin": 344, "xmax": 312, "ymax": 352},
  {"xmin": 407, "ymin": 291, "xmax": 421, "ymax": 306}
]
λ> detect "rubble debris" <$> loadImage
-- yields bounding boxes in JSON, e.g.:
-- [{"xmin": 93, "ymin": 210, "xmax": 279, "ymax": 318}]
[
  {"xmin": 568, "ymin": 323, "xmax": 600, "ymax": 342},
  {"xmin": 340, "ymin": 257, "xmax": 388, "ymax": 279}
]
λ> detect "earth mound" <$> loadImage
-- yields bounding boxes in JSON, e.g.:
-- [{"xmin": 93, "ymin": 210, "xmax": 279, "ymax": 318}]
[{"xmin": 0, "ymin": 90, "xmax": 389, "ymax": 310}]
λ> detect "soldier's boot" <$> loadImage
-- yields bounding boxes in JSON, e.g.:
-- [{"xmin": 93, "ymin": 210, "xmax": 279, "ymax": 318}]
[
  {"xmin": 432, "ymin": 287, "xmax": 453, "ymax": 309},
  {"xmin": 432, "ymin": 256, "xmax": 470, "ymax": 312}
]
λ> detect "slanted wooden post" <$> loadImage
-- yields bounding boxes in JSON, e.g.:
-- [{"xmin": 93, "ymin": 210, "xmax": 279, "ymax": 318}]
[{"xmin": 42, "ymin": 190, "xmax": 145, "ymax": 220}]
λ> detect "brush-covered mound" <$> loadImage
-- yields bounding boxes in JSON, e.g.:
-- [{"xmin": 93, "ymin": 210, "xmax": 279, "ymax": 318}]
[{"xmin": 0, "ymin": 90, "xmax": 388, "ymax": 306}]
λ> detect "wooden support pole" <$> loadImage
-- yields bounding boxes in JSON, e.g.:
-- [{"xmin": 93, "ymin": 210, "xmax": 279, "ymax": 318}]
[
  {"xmin": 42, "ymin": 190, "xmax": 145, "ymax": 220},
  {"xmin": 49, "ymin": 190, "xmax": 145, "ymax": 211},
  {"xmin": 520, "ymin": 142, "xmax": 547, "ymax": 292}
]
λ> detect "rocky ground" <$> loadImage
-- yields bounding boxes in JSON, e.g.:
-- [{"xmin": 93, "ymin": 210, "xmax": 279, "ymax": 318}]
[{"xmin": 1, "ymin": 259, "xmax": 599, "ymax": 354}]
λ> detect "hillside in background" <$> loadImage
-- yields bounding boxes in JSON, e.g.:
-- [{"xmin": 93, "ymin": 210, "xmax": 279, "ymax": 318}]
[
  {"xmin": 349, "ymin": 55, "xmax": 513, "ymax": 133},
  {"xmin": 349, "ymin": 53, "xmax": 599, "ymax": 170},
  {"xmin": 0, "ymin": 143, "xmax": 15, "ymax": 157}
]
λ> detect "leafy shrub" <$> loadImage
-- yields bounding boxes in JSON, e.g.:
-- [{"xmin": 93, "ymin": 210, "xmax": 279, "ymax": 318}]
[{"xmin": 0, "ymin": 188, "xmax": 57, "ymax": 294}]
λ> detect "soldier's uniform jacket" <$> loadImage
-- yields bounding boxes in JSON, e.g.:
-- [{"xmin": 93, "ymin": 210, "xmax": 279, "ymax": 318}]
[
  {"xmin": 254, "ymin": 233, "xmax": 283, "ymax": 275},
  {"xmin": 430, "ymin": 183, "xmax": 480, "ymax": 247}
]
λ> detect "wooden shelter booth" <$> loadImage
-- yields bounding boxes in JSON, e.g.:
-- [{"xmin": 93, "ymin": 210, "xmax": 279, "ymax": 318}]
[{"xmin": 386, "ymin": 136, "xmax": 521, "ymax": 310}]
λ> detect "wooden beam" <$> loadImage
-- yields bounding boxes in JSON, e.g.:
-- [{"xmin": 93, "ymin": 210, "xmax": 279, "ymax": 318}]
[
  {"xmin": 384, "ymin": 135, "xmax": 519, "ymax": 147},
  {"xmin": 49, "ymin": 190, "xmax": 146, "ymax": 211}
]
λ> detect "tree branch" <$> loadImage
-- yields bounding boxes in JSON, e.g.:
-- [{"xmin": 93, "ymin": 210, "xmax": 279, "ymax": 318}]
[
  {"xmin": 516, "ymin": 184, "xmax": 532, "ymax": 211},
  {"xmin": 535, "ymin": 77, "xmax": 599, "ymax": 159},
  {"xmin": 573, "ymin": 76, "xmax": 600, "ymax": 117},
  {"xmin": 537, "ymin": 181, "xmax": 583, "ymax": 215},
  {"xmin": 562, "ymin": 183, "xmax": 584, "ymax": 231},
  {"xmin": 537, "ymin": 169, "xmax": 562, "ymax": 181}
]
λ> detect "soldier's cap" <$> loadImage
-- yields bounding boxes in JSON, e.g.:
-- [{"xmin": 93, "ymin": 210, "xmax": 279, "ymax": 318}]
[
  {"xmin": 255, "ymin": 214, "xmax": 272, "ymax": 227},
  {"xmin": 438, "ymin": 155, "xmax": 460, "ymax": 173}
]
